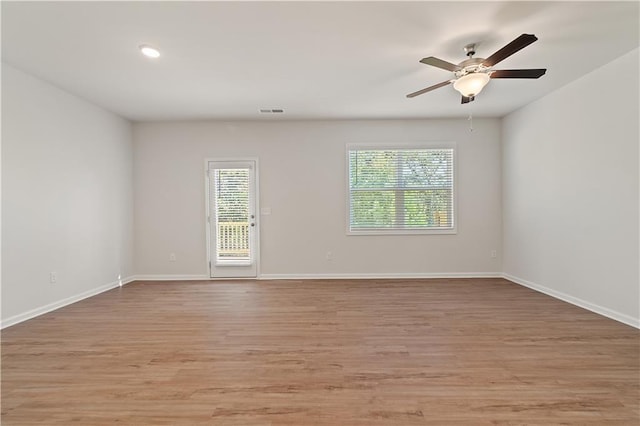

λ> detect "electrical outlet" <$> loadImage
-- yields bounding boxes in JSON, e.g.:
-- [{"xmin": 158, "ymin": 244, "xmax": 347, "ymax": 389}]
[
  {"xmin": 491, "ymin": 250, "xmax": 497, "ymax": 258},
  {"xmin": 169, "ymin": 253, "xmax": 176, "ymax": 262},
  {"xmin": 326, "ymin": 251, "xmax": 333, "ymax": 261},
  {"xmin": 50, "ymin": 272, "xmax": 57, "ymax": 283}
]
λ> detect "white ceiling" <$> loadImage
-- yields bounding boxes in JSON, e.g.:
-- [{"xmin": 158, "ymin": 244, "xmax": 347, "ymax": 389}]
[{"xmin": 2, "ymin": 1, "xmax": 638, "ymax": 122}]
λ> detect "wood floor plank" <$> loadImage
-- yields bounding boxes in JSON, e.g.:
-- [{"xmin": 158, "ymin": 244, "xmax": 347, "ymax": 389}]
[{"xmin": 2, "ymin": 278, "xmax": 638, "ymax": 424}]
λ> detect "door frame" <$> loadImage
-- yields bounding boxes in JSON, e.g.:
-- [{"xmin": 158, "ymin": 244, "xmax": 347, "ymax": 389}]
[{"xmin": 204, "ymin": 157, "xmax": 260, "ymax": 279}]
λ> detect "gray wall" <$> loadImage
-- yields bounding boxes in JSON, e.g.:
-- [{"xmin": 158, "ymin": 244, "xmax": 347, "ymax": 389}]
[
  {"xmin": 502, "ymin": 48, "xmax": 639, "ymax": 326},
  {"xmin": 133, "ymin": 119, "xmax": 503, "ymax": 278},
  {"xmin": 1, "ymin": 63, "xmax": 134, "ymax": 326}
]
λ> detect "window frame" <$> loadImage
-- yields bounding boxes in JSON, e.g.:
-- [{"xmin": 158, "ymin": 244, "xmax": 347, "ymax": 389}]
[{"xmin": 345, "ymin": 142, "xmax": 457, "ymax": 236}]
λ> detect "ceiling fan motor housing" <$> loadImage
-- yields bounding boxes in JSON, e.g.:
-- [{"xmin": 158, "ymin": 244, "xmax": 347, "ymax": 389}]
[{"xmin": 455, "ymin": 58, "xmax": 489, "ymax": 78}]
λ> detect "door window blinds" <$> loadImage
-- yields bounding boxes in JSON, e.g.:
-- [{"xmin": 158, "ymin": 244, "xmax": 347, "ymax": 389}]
[{"xmin": 212, "ymin": 168, "xmax": 251, "ymax": 259}]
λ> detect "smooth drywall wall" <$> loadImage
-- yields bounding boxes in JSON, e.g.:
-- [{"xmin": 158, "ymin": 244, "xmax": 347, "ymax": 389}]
[
  {"xmin": 502, "ymin": 48, "xmax": 639, "ymax": 326},
  {"xmin": 134, "ymin": 118, "xmax": 502, "ymax": 278},
  {"xmin": 1, "ymin": 63, "xmax": 134, "ymax": 326}
]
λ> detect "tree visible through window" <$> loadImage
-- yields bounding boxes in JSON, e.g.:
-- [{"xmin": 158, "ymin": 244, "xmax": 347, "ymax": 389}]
[{"xmin": 348, "ymin": 146, "xmax": 455, "ymax": 233}]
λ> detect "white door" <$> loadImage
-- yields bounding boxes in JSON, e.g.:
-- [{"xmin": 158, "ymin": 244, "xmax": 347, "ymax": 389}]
[{"xmin": 207, "ymin": 160, "xmax": 258, "ymax": 278}]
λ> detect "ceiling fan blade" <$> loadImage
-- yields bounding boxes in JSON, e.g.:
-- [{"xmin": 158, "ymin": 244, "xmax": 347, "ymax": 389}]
[
  {"xmin": 406, "ymin": 80, "xmax": 452, "ymax": 98},
  {"xmin": 461, "ymin": 95, "xmax": 475, "ymax": 104},
  {"xmin": 490, "ymin": 69, "xmax": 547, "ymax": 79},
  {"xmin": 482, "ymin": 34, "xmax": 538, "ymax": 67},
  {"xmin": 420, "ymin": 57, "xmax": 461, "ymax": 72}
]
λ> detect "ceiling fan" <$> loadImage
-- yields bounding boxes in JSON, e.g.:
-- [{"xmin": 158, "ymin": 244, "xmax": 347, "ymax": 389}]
[{"xmin": 407, "ymin": 34, "xmax": 546, "ymax": 104}]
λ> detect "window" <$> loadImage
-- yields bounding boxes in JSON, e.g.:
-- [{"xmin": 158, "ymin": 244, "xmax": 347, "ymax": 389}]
[{"xmin": 347, "ymin": 145, "xmax": 455, "ymax": 234}]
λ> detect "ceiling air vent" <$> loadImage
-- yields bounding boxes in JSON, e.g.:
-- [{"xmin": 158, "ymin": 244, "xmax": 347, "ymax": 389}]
[{"xmin": 259, "ymin": 108, "xmax": 284, "ymax": 114}]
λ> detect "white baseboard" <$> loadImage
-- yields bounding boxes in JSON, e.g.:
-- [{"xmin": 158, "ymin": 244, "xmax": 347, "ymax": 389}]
[
  {"xmin": 6, "ymin": 273, "xmax": 636, "ymax": 330},
  {"xmin": 1, "ymin": 276, "xmax": 136, "ymax": 329},
  {"xmin": 131, "ymin": 273, "xmax": 503, "ymax": 281},
  {"xmin": 259, "ymin": 272, "xmax": 502, "ymax": 280},
  {"xmin": 503, "ymin": 273, "xmax": 639, "ymax": 329},
  {"xmin": 132, "ymin": 274, "xmax": 209, "ymax": 281}
]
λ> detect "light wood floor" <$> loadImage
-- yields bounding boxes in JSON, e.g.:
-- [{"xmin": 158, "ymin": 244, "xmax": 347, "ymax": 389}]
[{"xmin": 2, "ymin": 278, "xmax": 638, "ymax": 425}]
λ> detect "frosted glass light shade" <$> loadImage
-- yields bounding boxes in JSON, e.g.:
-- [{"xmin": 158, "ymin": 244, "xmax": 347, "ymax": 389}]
[
  {"xmin": 139, "ymin": 45, "xmax": 160, "ymax": 58},
  {"xmin": 453, "ymin": 73, "xmax": 490, "ymax": 97}
]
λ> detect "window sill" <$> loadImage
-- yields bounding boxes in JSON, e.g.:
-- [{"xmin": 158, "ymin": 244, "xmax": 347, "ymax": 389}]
[{"xmin": 347, "ymin": 228, "xmax": 457, "ymax": 236}]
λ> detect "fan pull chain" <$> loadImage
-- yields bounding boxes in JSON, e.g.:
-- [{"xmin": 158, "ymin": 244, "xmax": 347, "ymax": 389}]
[{"xmin": 468, "ymin": 114, "xmax": 474, "ymax": 132}]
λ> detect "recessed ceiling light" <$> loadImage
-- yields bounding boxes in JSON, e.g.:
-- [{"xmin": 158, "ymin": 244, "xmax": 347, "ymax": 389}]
[{"xmin": 139, "ymin": 45, "xmax": 160, "ymax": 59}]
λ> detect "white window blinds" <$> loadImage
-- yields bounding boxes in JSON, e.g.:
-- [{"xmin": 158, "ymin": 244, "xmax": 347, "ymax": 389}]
[
  {"xmin": 213, "ymin": 168, "xmax": 251, "ymax": 260},
  {"xmin": 348, "ymin": 147, "xmax": 455, "ymax": 233}
]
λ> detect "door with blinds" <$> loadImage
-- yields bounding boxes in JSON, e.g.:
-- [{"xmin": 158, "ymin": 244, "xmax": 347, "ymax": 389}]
[{"xmin": 207, "ymin": 160, "xmax": 258, "ymax": 278}]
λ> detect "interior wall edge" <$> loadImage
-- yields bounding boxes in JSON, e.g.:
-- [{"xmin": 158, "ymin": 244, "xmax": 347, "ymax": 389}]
[
  {"xmin": 0, "ymin": 276, "xmax": 137, "ymax": 330},
  {"xmin": 259, "ymin": 272, "xmax": 502, "ymax": 280},
  {"xmin": 4, "ymin": 272, "xmax": 638, "ymax": 329},
  {"xmin": 503, "ymin": 273, "xmax": 640, "ymax": 329},
  {"xmin": 132, "ymin": 275, "xmax": 210, "ymax": 281}
]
